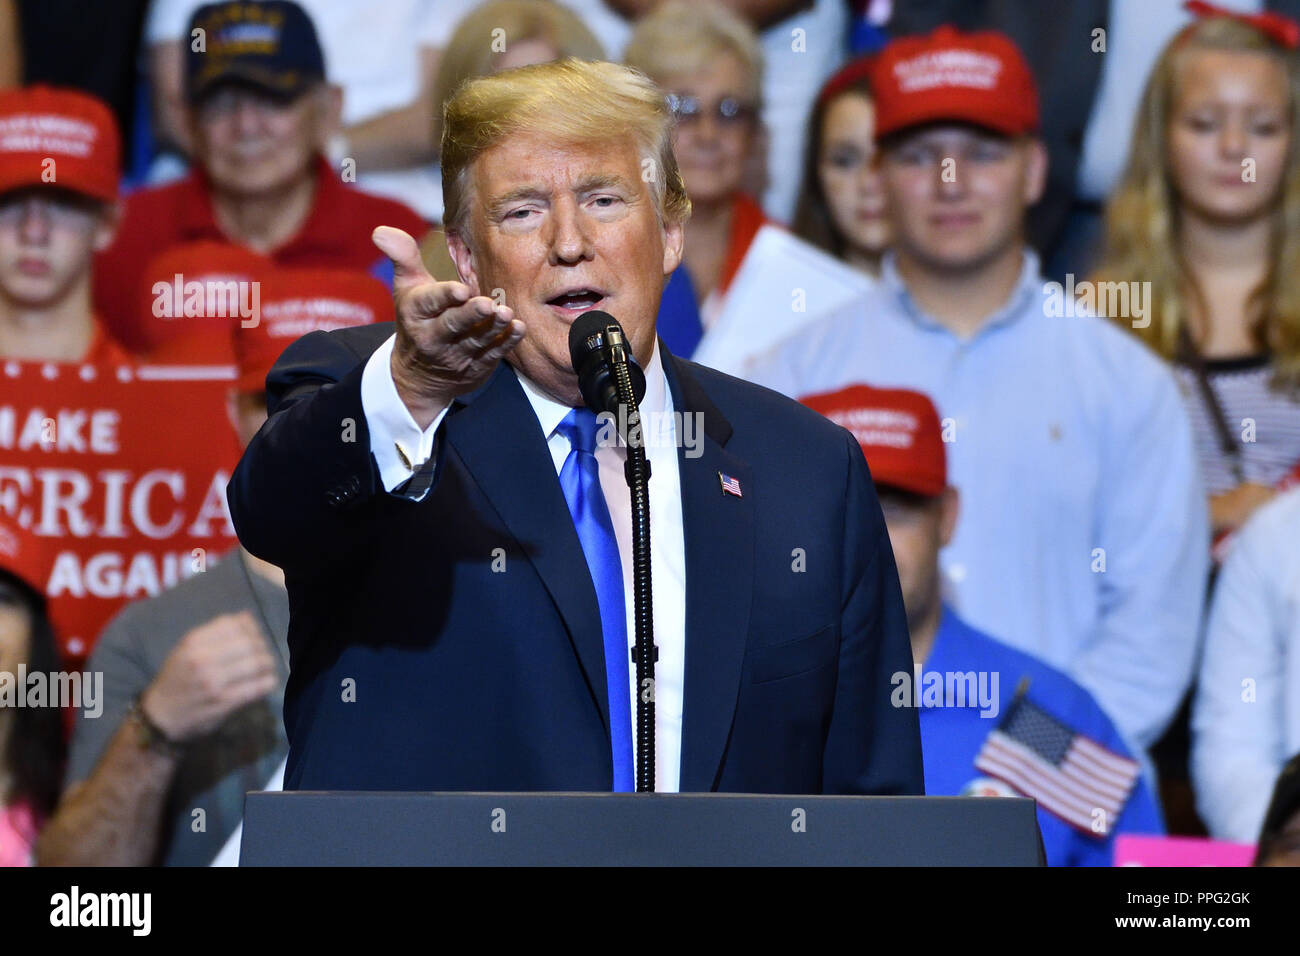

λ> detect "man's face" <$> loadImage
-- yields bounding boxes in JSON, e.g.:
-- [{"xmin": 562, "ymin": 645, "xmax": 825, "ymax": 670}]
[
  {"xmin": 879, "ymin": 485, "xmax": 958, "ymax": 649},
  {"xmin": 0, "ymin": 190, "xmax": 116, "ymax": 308},
  {"xmin": 880, "ymin": 125, "xmax": 1045, "ymax": 275},
  {"xmin": 191, "ymin": 84, "xmax": 337, "ymax": 198},
  {"xmin": 447, "ymin": 131, "xmax": 684, "ymax": 405}
]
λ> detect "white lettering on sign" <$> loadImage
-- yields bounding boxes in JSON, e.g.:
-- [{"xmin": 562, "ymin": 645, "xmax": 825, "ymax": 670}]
[
  {"xmin": 0, "ymin": 406, "xmax": 120, "ymax": 453},
  {"xmin": 0, "ymin": 467, "xmax": 231, "ymax": 539},
  {"xmin": 46, "ymin": 549, "xmax": 203, "ymax": 600}
]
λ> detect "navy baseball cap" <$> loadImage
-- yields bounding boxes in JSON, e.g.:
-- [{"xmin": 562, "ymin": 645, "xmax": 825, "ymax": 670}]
[{"xmin": 186, "ymin": 1, "xmax": 326, "ymax": 104}]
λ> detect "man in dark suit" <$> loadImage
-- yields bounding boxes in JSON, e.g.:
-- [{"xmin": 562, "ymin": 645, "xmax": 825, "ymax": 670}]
[{"xmin": 227, "ymin": 58, "xmax": 923, "ymax": 795}]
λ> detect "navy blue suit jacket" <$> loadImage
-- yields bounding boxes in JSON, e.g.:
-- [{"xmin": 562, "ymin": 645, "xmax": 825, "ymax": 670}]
[{"xmin": 228, "ymin": 323, "xmax": 923, "ymax": 794}]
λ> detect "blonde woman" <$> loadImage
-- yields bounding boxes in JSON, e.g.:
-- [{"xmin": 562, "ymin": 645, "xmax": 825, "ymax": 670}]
[
  {"xmin": 623, "ymin": 1, "xmax": 768, "ymax": 339},
  {"xmin": 430, "ymin": 0, "xmax": 606, "ymax": 123},
  {"xmin": 420, "ymin": 0, "xmax": 605, "ymax": 278},
  {"xmin": 1092, "ymin": 9, "xmax": 1300, "ymax": 540}
]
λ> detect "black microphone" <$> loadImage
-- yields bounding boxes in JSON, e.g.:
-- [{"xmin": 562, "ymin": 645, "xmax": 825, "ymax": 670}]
[
  {"xmin": 567, "ymin": 309, "xmax": 657, "ymax": 793},
  {"xmin": 568, "ymin": 311, "xmax": 647, "ymax": 417}
]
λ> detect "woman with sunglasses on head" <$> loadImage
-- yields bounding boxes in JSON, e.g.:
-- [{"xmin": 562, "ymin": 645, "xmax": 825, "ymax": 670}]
[
  {"xmin": 623, "ymin": 0, "xmax": 769, "ymax": 358},
  {"xmin": 624, "ymin": 1, "xmax": 872, "ymax": 374}
]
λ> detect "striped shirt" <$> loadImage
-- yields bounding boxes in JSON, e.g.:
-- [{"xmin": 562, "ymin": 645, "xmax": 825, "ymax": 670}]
[{"xmin": 1172, "ymin": 356, "xmax": 1300, "ymax": 495}]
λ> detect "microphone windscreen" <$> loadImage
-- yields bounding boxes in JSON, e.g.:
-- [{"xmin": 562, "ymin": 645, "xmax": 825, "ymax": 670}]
[{"xmin": 568, "ymin": 310, "xmax": 618, "ymax": 373}]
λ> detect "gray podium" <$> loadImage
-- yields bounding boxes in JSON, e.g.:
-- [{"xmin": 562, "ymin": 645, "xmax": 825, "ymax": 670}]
[{"xmin": 240, "ymin": 792, "xmax": 1044, "ymax": 866}]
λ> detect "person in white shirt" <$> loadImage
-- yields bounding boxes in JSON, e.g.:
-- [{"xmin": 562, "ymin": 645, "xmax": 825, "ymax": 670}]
[{"xmin": 1192, "ymin": 486, "xmax": 1300, "ymax": 843}]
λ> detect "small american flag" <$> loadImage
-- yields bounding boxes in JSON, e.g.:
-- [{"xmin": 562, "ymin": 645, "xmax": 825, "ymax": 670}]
[
  {"xmin": 974, "ymin": 694, "xmax": 1140, "ymax": 837},
  {"xmin": 718, "ymin": 472, "xmax": 742, "ymax": 497}
]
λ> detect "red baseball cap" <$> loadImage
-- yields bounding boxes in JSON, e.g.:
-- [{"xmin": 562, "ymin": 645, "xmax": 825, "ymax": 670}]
[
  {"xmin": 0, "ymin": 85, "xmax": 121, "ymax": 204},
  {"xmin": 136, "ymin": 240, "xmax": 271, "ymax": 364},
  {"xmin": 800, "ymin": 384, "xmax": 947, "ymax": 497},
  {"xmin": 0, "ymin": 516, "xmax": 51, "ymax": 597},
  {"xmin": 233, "ymin": 267, "xmax": 393, "ymax": 393},
  {"xmin": 868, "ymin": 26, "xmax": 1039, "ymax": 139}
]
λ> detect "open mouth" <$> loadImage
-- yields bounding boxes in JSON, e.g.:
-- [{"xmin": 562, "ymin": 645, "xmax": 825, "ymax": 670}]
[{"xmin": 545, "ymin": 288, "xmax": 606, "ymax": 314}]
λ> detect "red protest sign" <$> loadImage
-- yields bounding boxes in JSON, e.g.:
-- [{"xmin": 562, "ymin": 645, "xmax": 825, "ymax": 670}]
[{"xmin": 0, "ymin": 357, "xmax": 241, "ymax": 666}]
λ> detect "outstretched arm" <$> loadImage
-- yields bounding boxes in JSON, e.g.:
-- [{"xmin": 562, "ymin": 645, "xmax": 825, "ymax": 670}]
[{"xmin": 227, "ymin": 227, "xmax": 523, "ymax": 575}]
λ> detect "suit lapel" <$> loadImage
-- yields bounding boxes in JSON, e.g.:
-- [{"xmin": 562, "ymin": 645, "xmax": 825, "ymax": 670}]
[
  {"xmin": 440, "ymin": 349, "xmax": 755, "ymax": 789},
  {"xmin": 442, "ymin": 364, "xmax": 610, "ymax": 735},
  {"xmin": 663, "ymin": 347, "xmax": 755, "ymax": 791}
]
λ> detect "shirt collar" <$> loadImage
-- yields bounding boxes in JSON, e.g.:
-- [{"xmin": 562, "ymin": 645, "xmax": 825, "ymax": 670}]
[
  {"xmin": 513, "ymin": 338, "xmax": 669, "ymax": 444},
  {"xmin": 881, "ymin": 248, "xmax": 1043, "ymax": 339},
  {"xmin": 180, "ymin": 155, "xmax": 337, "ymax": 254}
]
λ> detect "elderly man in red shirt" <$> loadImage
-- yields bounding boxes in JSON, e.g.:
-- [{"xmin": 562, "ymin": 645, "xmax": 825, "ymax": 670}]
[{"xmin": 93, "ymin": 0, "xmax": 428, "ymax": 354}]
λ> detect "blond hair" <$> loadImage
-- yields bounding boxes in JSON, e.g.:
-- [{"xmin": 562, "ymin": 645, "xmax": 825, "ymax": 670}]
[
  {"xmin": 441, "ymin": 57, "xmax": 692, "ymax": 241},
  {"xmin": 623, "ymin": 0, "xmax": 763, "ymax": 106},
  {"xmin": 431, "ymin": 0, "xmax": 606, "ymax": 121},
  {"xmin": 1092, "ymin": 17, "xmax": 1300, "ymax": 386}
]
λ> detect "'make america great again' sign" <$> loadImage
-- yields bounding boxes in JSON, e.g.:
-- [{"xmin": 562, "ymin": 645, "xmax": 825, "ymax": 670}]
[{"xmin": 0, "ymin": 358, "xmax": 241, "ymax": 666}]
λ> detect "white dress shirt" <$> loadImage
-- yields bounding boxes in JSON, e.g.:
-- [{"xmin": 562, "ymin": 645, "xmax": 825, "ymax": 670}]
[
  {"xmin": 1192, "ymin": 486, "xmax": 1300, "ymax": 843},
  {"xmin": 361, "ymin": 335, "xmax": 686, "ymax": 791}
]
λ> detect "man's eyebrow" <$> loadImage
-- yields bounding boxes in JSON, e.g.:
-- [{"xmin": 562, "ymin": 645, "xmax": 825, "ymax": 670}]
[
  {"xmin": 574, "ymin": 173, "xmax": 631, "ymax": 193},
  {"xmin": 486, "ymin": 185, "xmax": 551, "ymax": 218},
  {"xmin": 486, "ymin": 174, "xmax": 635, "ymax": 217}
]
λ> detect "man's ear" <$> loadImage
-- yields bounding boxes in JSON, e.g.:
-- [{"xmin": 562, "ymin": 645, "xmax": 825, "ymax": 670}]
[
  {"xmin": 938, "ymin": 486, "xmax": 960, "ymax": 549},
  {"xmin": 1022, "ymin": 137, "xmax": 1048, "ymax": 207},
  {"xmin": 445, "ymin": 228, "xmax": 482, "ymax": 295},
  {"xmin": 662, "ymin": 216, "xmax": 684, "ymax": 276},
  {"xmin": 93, "ymin": 201, "xmax": 123, "ymax": 252}
]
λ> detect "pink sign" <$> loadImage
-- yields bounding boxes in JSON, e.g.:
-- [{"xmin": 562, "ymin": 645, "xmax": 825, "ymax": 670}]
[{"xmin": 1114, "ymin": 834, "xmax": 1256, "ymax": 867}]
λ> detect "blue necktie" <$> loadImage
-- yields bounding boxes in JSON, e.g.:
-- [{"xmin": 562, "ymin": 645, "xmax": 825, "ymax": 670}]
[{"xmin": 556, "ymin": 408, "xmax": 634, "ymax": 791}]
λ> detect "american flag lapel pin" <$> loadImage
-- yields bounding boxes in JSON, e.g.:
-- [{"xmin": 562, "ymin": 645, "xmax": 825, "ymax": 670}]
[{"xmin": 718, "ymin": 472, "xmax": 742, "ymax": 498}]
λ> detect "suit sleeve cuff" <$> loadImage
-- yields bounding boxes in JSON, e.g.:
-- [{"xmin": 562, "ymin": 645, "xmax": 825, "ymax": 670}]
[{"xmin": 360, "ymin": 333, "xmax": 449, "ymax": 493}]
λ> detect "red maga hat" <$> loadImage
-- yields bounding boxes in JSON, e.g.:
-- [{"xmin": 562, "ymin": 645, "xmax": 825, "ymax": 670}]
[
  {"xmin": 868, "ymin": 25, "xmax": 1039, "ymax": 139},
  {"xmin": 800, "ymin": 383, "xmax": 947, "ymax": 497},
  {"xmin": 0, "ymin": 85, "xmax": 121, "ymax": 204},
  {"xmin": 233, "ymin": 267, "xmax": 393, "ymax": 393}
]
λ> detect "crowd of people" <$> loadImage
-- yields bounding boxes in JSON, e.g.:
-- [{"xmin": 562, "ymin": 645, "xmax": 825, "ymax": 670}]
[{"xmin": 1, "ymin": 0, "xmax": 1299, "ymax": 867}]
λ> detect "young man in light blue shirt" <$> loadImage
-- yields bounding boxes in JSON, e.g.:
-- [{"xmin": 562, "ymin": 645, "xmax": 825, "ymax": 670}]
[{"xmin": 747, "ymin": 27, "xmax": 1209, "ymax": 756}]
